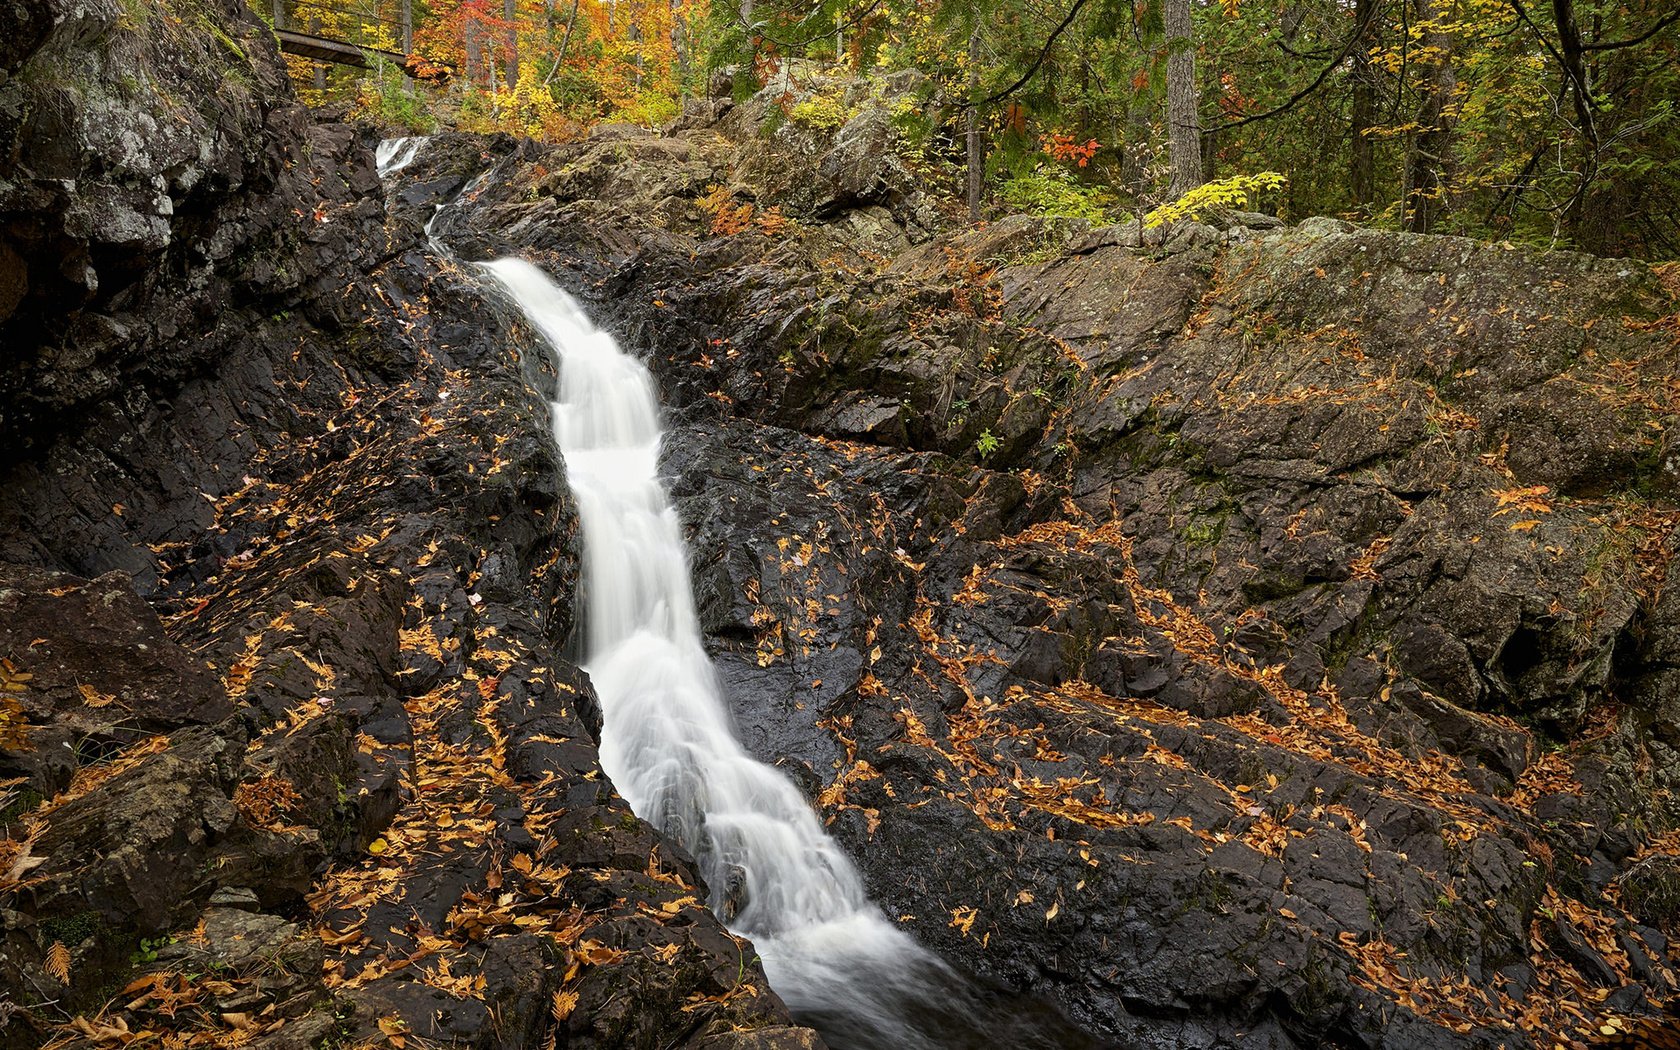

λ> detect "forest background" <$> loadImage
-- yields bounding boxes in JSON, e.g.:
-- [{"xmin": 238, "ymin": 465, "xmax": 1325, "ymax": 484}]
[{"xmin": 271, "ymin": 0, "xmax": 1680, "ymax": 259}]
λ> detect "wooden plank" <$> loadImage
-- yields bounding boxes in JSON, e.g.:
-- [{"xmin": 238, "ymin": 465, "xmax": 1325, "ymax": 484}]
[{"xmin": 275, "ymin": 29, "xmax": 409, "ymax": 71}]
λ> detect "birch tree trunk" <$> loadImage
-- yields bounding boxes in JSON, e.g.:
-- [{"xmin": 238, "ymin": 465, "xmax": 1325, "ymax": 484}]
[{"xmin": 547, "ymin": 0, "xmax": 582, "ymax": 84}]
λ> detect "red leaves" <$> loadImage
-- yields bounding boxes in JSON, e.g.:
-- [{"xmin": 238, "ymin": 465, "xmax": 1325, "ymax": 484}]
[{"xmin": 1040, "ymin": 132, "xmax": 1100, "ymax": 168}]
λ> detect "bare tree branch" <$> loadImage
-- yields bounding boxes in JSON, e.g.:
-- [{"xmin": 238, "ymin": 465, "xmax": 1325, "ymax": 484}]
[
  {"xmin": 1214, "ymin": 0, "xmax": 1383, "ymax": 131},
  {"xmin": 960, "ymin": 0, "xmax": 1094, "ymax": 109}
]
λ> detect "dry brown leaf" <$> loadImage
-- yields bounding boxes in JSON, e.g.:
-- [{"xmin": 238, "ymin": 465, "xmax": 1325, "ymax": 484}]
[
  {"xmin": 45, "ymin": 940, "xmax": 71, "ymax": 983},
  {"xmin": 551, "ymin": 989, "xmax": 579, "ymax": 1022}
]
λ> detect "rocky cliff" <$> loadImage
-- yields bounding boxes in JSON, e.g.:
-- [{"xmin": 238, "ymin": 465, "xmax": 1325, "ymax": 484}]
[
  {"xmin": 0, "ymin": 4, "xmax": 819, "ymax": 1049},
  {"xmin": 413, "ymin": 74, "xmax": 1680, "ymax": 1047},
  {"xmin": 2, "ymin": 9, "xmax": 1679, "ymax": 1050}
]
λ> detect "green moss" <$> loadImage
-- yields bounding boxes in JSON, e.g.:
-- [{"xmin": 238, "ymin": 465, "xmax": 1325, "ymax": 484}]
[
  {"xmin": 0, "ymin": 786, "xmax": 44, "ymax": 825},
  {"xmin": 1173, "ymin": 869, "xmax": 1235, "ymax": 919},
  {"xmin": 1290, "ymin": 950, "xmax": 1345, "ymax": 1021},
  {"xmin": 41, "ymin": 910, "xmax": 102, "ymax": 948},
  {"xmin": 1182, "ymin": 513, "xmax": 1225, "ymax": 548}
]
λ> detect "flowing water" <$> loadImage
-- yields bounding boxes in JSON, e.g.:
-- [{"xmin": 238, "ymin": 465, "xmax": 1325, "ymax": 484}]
[
  {"xmin": 375, "ymin": 136, "xmax": 427, "ymax": 178},
  {"xmin": 478, "ymin": 257, "xmax": 1110, "ymax": 1050}
]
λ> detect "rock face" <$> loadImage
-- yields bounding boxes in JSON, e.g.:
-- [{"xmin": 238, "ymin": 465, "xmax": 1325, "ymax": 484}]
[
  {"xmin": 412, "ymin": 71, "xmax": 1680, "ymax": 1049},
  {"xmin": 0, "ymin": 0, "xmax": 371, "ymax": 453},
  {"xmin": 0, "ymin": 4, "xmax": 819, "ymax": 1050}
]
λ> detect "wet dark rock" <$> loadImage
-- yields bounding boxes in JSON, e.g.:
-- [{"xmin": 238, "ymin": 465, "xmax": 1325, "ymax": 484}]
[
  {"xmin": 0, "ymin": 0, "xmax": 382, "ymax": 455},
  {"xmin": 402, "ymin": 93, "xmax": 1680, "ymax": 1049},
  {"xmin": 0, "ymin": 4, "xmax": 819, "ymax": 1050},
  {"xmin": 0, "ymin": 564, "xmax": 231, "ymax": 799}
]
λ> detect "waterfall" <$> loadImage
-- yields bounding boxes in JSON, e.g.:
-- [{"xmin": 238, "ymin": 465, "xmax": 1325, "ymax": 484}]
[
  {"xmin": 476, "ymin": 258, "xmax": 1108, "ymax": 1050},
  {"xmin": 376, "ymin": 136, "xmax": 427, "ymax": 178}
]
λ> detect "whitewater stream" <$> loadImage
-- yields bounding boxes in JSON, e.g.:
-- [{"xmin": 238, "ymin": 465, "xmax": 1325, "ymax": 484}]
[
  {"xmin": 475, "ymin": 258, "xmax": 1106, "ymax": 1049},
  {"xmin": 375, "ymin": 135, "xmax": 427, "ymax": 178}
]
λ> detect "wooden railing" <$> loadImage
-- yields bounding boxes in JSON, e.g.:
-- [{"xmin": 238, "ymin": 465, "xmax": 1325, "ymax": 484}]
[{"xmin": 269, "ymin": 0, "xmax": 416, "ymax": 70}]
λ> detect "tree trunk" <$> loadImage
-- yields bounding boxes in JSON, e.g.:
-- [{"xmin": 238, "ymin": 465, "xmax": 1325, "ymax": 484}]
[
  {"xmin": 271, "ymin": 0, "xmax": 284, "ymax": 30},
  {"xmin": 546, "ymin": 0, "xmax": 582, "ymax": 84},
  {"xmin": 464, "ymin": 17, "xmax": 481, "ymax": 87},
  {"xmin": 504, "ymin": 0, "xmax": 519, "ymax": 86},
  {"xmin": 400, "ymin": 0, "xmax": 413, "ymax": 52},
  {"xmin": 966, "ymin": 19, "xmax": 983, "ymax": 222},
  {"xmin": 673, "ymin": 0, "xmax": 687, "ymax": 86},
  {"xmin": 1404, "ymin": 0, "xmax": 1456, "ymax": 232},
  {"xmin": 1165, "ymin": 0, "xmax": 1202, "ymax": 198},
  {"xmin": 1350, "ymin": 0, "xmax": 1376, "ymax": 213}
]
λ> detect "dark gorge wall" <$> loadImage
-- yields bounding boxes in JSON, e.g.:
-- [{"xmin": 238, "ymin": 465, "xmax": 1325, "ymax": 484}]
[
  {"xmin": 0, "ymin": 5, "xmax": 820, "ymax": 1050},
  {"xmin": 417, "ymin": 74, "xmax": 1680, "ymax": 1048}
]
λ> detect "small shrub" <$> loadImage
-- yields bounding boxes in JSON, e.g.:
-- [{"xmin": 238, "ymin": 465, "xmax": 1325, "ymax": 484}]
[
  {"xmin": 1146, "ymin": 171, "xmax": 1287, "ymax": 227},
  {"xmin": 755, "ymin": 206, "xmax": 792, "ymax": 236},
  {"xmin": 942, "ymin": 247, "xmax": 1002, "ymax": 321},
  {"xmin": 700, "ymin": 184, "xmax": 755, "ymax": 236},
  {"xmin": 998, "ymin": 164, "xmax": 1115, "ymax": 224},
  {"xmin": 352, "ymin": 59, "xmax": 436, "ymax": 134},
  {"xmin": 787, "ymin": 88, "xmax": 853, "ymax": 130}
]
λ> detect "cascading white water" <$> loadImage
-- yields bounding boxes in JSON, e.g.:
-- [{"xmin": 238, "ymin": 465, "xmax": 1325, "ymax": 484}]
[
  {"xmin": 376, "ymin": 136, "xmax": 427, "ymax": 178},
  {"xmin": 476, "ymin": 257, "xmax": 1034, "ymax": 1050}
]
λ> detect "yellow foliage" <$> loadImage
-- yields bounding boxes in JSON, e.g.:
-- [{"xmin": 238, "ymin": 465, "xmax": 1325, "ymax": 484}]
[
  {"xmin": 1146, "ymin": 172, "xmax": 1287, "ymax": 227},
  {"xmin": 699, "ymin": 184, "xmax": 755, "ymax": 236},
  {"xmin": 788, "ymin": 89, "xmax": 853, "ymax": 130}
]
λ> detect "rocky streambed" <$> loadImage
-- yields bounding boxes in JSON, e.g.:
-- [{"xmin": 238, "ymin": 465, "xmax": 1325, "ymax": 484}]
[{"xmin": 3, "ymin": 2, "xmax": 1680, "ymax": 1049}]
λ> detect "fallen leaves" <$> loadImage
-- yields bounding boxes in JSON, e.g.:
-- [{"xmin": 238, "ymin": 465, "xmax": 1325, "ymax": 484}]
[
  {"xmin": 233, "ymin": 775, "xmax": 303, "ymax": 832},
  {"xmin": 1491, "ymin": 484, "xmax": 1554, "ymax": 518},
  {"xmin": 948, "ymin": 906, "xmax": 978, "ymax": 937},
  {"xmin": 0, "ymin": 657, "xmax": 33, "ymax": 750},
  {"xmin": 551, "ymin": 988, "xmax": 579, "ymax": 1022},
  {"xmin": 76, "ymin": 682, "xmax": 120, "ymax": 709}
]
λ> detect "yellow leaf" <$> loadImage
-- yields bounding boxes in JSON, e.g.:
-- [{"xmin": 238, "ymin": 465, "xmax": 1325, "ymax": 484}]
[
  {"xmin": 1508, "ymin": 520, "xmax": 1543, "ymax": 532},
  {"xmin": 552, "ymin": 989, "xmax": 579, "ymax": 1022},
  {"xmin": 77, "ymin": 683, "xmax": 117, "ymax": 708},
  {"xmin": 368, "ymin": 837, "xmax": 389, "ymax": 855},
  {"xmin": 1045, "ymin": 901, "xmax": 1059, "ymax": 921},
  {"xmin": 948, "ymin": 906, "xmax": 978, "ymax": 936}
]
